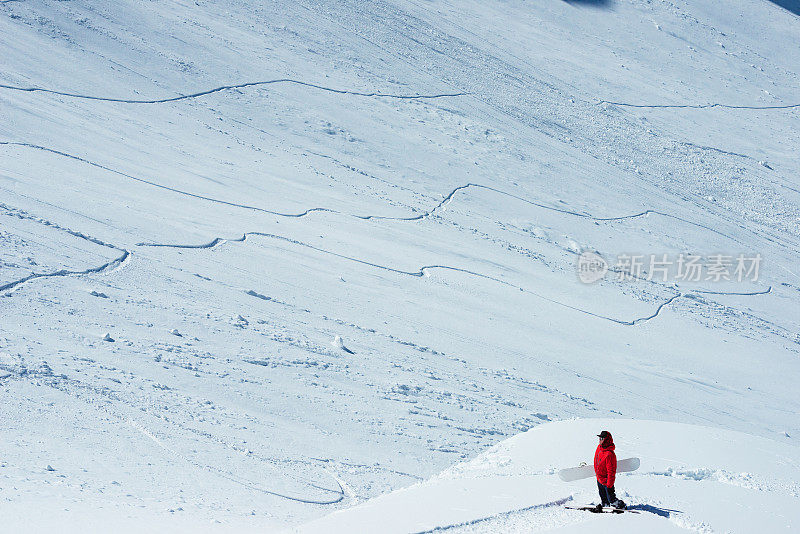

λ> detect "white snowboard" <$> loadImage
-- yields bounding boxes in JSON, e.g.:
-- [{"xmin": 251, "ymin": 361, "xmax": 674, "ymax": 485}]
[{"xmin": 558, "ymin": 457, "xmax": 640, "ymax": 482}]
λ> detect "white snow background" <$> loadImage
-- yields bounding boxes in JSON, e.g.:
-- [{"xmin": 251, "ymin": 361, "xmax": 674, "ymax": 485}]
[{"xmin": 0, "ymin": 0, "xmax": 799, "ymax": 532}]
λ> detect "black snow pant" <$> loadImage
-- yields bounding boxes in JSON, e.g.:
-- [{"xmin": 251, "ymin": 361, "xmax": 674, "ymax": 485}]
[{"xmin": 597, "ymin": 480, "xmax": 617, "ymax": 505}]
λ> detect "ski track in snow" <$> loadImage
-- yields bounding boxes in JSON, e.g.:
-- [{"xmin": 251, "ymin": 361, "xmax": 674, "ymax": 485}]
[
  {"xmin": 137, "ymin": 232, "xmax": 772, "ymax": 327},
  {"xmin": 30, "ymin": 372, "xmax": 348, "ymax": 506},
  {"xmin": 0, "ymin": 140, "xmax": 777, "ymax": 267},
  {"xmin": 599, "ymin": 99, "xmax": 800, "ymax": 110},
  {"xmin": 0, "ymin": 201, "xmax": 123, "ymax": 251},
  {"xmin": 0, "ymin": 79, "xmax": 466, "ymax": 103},
  {"xmin": 404, "ymin": 495, "xmax": 713, "ymax": 534},
  {"xmin": 0, "ymin": 141, "xmax": 759, "ymax": 244},
  {"xmin": 0, "ymin": 141, "xmax": 778, "ymax": 331},
  {"xmin": 125, "ymin": 415, "xmax": 346, "ymax": 505},
  {"xmin": 0, "ymin": 141, "xmax": 339, "ymax": 219},
  {"xmin": 0, "ymin": 203, "xmax": 131, "ymax": 292},
  {"xmin": 2, "ymin": 4, "xmax": 799, "ymax": 531},
  {"xmin": 0, "ymin": 251, "xmax": 130, "ymax": 293},
  {"xmin": 412, "ymin": 495, "xmax": 575, "ymax": 533},
  {"xmin": 0, "ymin": 141, "xmax": 777, "ymax": 326}
]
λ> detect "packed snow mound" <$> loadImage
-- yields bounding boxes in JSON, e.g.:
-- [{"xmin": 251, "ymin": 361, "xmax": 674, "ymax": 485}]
[{"xmin": 297, "ymin": 419, "xmax": 800, "ymax": 533}]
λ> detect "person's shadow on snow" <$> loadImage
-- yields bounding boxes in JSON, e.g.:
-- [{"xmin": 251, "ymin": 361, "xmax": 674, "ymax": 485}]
[
  {"xmin": 628, "ymin": 504, "xmax": 682, "ymax": 518},
  {"xmin": 562, "ymin": 0, "xmax": 614, "ymax": 8}
]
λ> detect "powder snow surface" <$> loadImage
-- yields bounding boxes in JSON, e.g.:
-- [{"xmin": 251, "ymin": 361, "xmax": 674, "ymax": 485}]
[{"xmin": 1, "ymin": 0, "xmax": 798, "ymax": 532}]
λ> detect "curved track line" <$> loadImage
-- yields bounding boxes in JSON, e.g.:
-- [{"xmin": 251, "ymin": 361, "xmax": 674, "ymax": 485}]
[
  {"xmin": 0, "ymin": 201, "xmax": 121, "ymax": 250},
  {"xmin": 39, "ymin": 374, "xmax": 346, "ymax": 505},
  {"xmin": 0, "ymin": 251, "xmax": 130, "ymax": 293},
  {"xmin": 413, "ymin": 495, "xmax": 574, "ymax": 533},
  {"xmin": 126, "ymin": 417, "xmax": 345, "ymax": 505},
  {"xmin": 0, "ymin": 203, "xmax": 131, "ymax": 293},
  {"xmin": 691, "ymin": 287, "xmax": 772, "ymax": 296},
  {"xmin": 0, "ymin": 142, "xmax": 337, "ymax": 218},
  {"xmin": 600, "ymin": 99, "xmax": 800, "ymax": 110},
  {"xmin": 1, "ymin": 143, "xmax": 782, "ymax": 298},
  {"xmin": 0, "ymin": 142, "xmax": 753, "ymax": 247},
  {"xmin": 13, "ymin": 138, "xmax": 798, "ymax": 282},
  {"xmin": 137, "ymin": 233, "xmax": 771, "ymax": 327},
  {"xmin": 0, "ymin": 79, "xmax": 466, "ymax": 103},
  {"xmin": 383, "ymin": 182, "xmax": 749, "ymax": 254}
]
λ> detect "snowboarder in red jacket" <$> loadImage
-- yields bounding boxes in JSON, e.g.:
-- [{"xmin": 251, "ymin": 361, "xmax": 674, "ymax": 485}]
[{"xmin": 594, "ymin": 431, "xmax": 626, "ymax": 510}]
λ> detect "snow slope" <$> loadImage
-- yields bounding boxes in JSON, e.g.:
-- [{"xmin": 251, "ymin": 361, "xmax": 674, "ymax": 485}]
[
  {"xmin": 1, "ymin": 0, "xmax": 799, "ymax": 531},
  {"xmin": 297, "ymin": 418, "xmax": 800, "ymax": 533}
]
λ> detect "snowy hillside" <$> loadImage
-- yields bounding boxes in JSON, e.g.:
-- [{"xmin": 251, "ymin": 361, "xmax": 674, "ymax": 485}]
[
  {"xmin": 298, "ymin": 419, "xmax": 800, "ymax": 533},
  {"xmin": 1, "ymin": 0, "xmax": 799, "ymax": 532}
]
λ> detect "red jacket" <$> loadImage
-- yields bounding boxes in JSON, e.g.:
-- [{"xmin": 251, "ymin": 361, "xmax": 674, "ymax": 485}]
[{"xmin": 594, "ymin": 434, "xmax": 617, "ymax": 487}]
